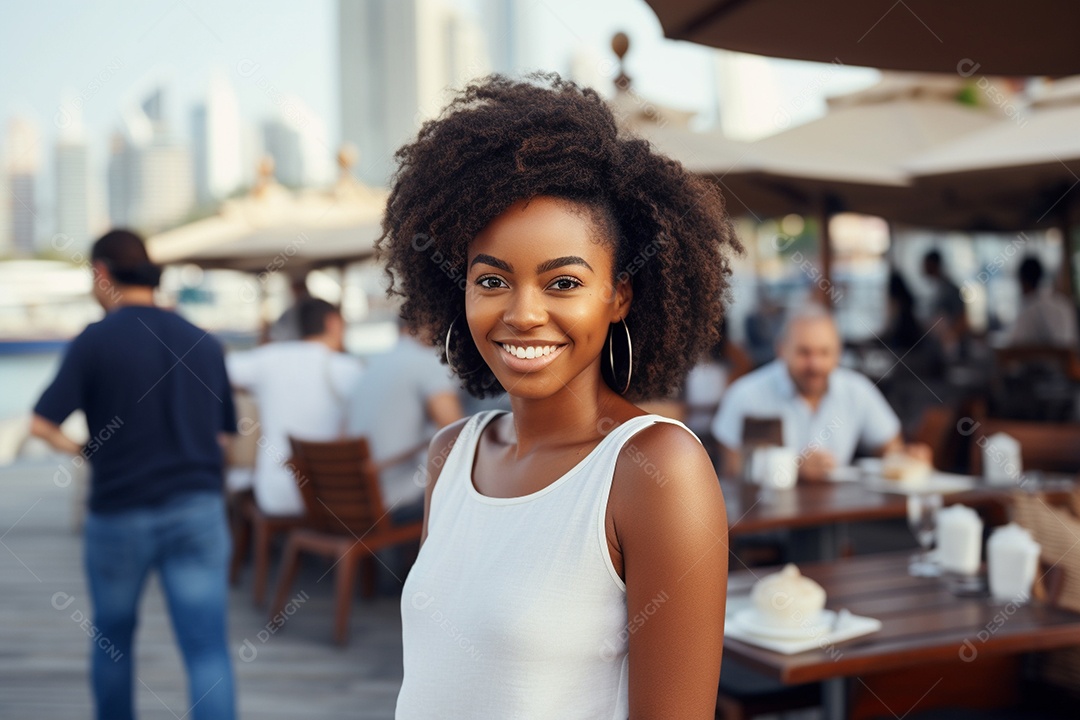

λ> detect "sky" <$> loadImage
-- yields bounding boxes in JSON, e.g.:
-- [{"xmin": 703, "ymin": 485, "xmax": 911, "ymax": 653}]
[{"xmin": 0, "ymin": 0, "xmax": 880, "ymax": 221}]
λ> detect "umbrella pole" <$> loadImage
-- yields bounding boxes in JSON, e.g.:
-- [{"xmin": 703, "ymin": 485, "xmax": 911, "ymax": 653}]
[
  {"xmin": 817, "ymin": 202, "xmax": 834, "ymax": 307},
  {"xmin": 1060, "ymin": 202, "xmax": 1078, "ymax": 304}
]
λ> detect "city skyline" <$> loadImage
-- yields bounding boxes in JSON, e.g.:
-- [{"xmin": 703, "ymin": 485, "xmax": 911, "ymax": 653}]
[{"xmin": 0, "ymin": 0, "xmax": 879, "ymax": 254}]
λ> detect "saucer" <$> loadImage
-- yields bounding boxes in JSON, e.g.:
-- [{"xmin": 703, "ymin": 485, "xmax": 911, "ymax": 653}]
[{"xmin": 733, "ymin": 608, "xmax": 837, "ymax": 640}]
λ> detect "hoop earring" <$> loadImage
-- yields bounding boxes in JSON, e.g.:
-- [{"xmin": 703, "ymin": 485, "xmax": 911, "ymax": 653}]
[
  {"xmin": 445, "ymin": 315, "xmax": 481, "ymax": 376},
  {"xmin": 606, "ymin": 318, "xmax": 633, "ymax": 395}
]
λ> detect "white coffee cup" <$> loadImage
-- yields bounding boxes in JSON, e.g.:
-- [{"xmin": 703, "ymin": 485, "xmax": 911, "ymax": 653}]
[
  {"xmin": 936, "ymin": 505, "xmax": 983, "ymax": 575},
  {"xmin": 987, "ymin": 523, "xmax": 1040, "ymax": 602},
  {"xmin": 750, "ymin": 446, "xmax": 797, "ymax": 489}
]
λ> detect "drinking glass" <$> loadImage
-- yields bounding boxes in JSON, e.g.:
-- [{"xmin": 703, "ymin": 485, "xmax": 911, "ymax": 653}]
[{"xmin": 907, "ymin": 492, "xmax": 943, "ymax": 577}]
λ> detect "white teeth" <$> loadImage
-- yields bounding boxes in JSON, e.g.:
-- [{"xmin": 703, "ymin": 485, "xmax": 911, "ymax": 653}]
[{"xmin": 501, "ymin": 343, "xmax": 559, "ymax": 360}]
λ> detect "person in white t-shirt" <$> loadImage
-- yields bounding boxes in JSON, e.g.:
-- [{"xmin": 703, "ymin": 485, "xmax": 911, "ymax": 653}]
[
  {"xmin": 346, "ymin": 323, "xmax": 463, "ymax": 518},
  {"xmin": 712, "ymin": 305, "xmax": 927, "ymax": 482},
  {"xmin": 227, "ymin": 299, "xmax": 363, "ymax": 515},
  {"xmin": 1006, "ymin": 256, "xmax": 1078, "ymax": 348}
]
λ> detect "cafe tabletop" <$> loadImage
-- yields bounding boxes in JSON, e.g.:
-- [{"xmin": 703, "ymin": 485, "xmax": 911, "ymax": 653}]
[
  {"xmin": 724, "ymin": 551, "xmax": 1080, "ymax": 686},
  {"xmin": 723, "ymin": 480, "xmax": 905, "ymax": 535},
  {"xmin": 721, "ymin": 478, "xmax": 1075, "ymax": 537}
]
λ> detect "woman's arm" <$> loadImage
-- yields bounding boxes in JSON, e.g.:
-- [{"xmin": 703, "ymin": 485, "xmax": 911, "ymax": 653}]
[
  {"xmin": 419, "ymin": 417, "xmax": 469, "ymax": 547},
  {"xmin": 612, "ymin": 422, "xmax": 728, "ymax": 719}
]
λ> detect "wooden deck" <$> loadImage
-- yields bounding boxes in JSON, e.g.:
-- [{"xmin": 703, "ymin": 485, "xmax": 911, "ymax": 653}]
[{"xmin": 0, "ymin": 459, "xmax": 402, "ymax": 719}]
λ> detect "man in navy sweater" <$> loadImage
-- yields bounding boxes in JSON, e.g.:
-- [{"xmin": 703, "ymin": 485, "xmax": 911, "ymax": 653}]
[{"xmin": 32, "ymin": 229, "xmax": 237, "ymax": 720}]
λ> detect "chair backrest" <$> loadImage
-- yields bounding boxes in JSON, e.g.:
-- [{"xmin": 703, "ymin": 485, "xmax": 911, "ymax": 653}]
[
  {"xmin": 287, "ymin": 436, "xmax": 390, "ymax": 538},
  {"xmin": 969, "ymin": 418, "xmax": 1080, "ymax": 475},
  {"xmin": 995, "ymin": 346, "xmax": 1076, "ymax": 375},
  {"xmin": 1011, "ymin": 489, "xmax": 1080, "ymax": 694},
  {"xmin": 742, "ymin": 416, "xmax": 783, "ymax": 447},
  {"xmin": 912, "ymin": 405, "xmax": 955, "ymax": 471}
]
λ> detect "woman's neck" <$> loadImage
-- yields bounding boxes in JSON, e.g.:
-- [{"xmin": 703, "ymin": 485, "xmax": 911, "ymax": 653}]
[{"xmin": 503, "ymin": 370, "xmax": 630, "ymax": 458}]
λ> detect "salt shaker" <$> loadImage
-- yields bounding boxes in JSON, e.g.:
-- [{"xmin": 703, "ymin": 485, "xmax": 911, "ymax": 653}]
[
  {"xmin": 987, "ymin": 523, "xmax": 1041, "ymax": 602},
  {"xmin": 936, "ymin": 505, "xmax": 983, "ymax": 575}
]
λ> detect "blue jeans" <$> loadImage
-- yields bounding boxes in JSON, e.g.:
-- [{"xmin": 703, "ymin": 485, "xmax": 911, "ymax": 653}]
[{"xmin": 83, "ymin": 491, "xmax": 236, "ymax": 720}]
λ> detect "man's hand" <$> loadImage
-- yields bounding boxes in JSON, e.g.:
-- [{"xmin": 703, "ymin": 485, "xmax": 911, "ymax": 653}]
[
  {"xmin": 880, "ymin": 434, "xmax": 934, "ymax": 467},
  {"xmin": 29, "ymin": 414, "xmax": 84, "ymax": 456},
  {"xmin": 799, "ymin": 449, "xmax": 837, "ymax": 484},
  {"xmin": 903, "ymin": 442, "xmax": 933, "ymax": 465}
]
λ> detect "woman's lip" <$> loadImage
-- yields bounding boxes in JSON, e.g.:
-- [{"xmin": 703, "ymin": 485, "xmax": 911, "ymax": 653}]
[{"xmin": 494, "ymin": 342, "xmax": 567, "ymax": 373}]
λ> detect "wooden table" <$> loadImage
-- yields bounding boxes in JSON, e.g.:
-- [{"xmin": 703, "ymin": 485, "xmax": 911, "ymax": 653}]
[
  {"xmin": 723, "ymin": 480, "xmax": 912, "ymax": 560},
  {"xmin": 724, "ymin": 480, "xmax": 909, "ymax": 535},
  {"xmin": 721, "ymin": 479, "xmax": 1071, "ymax": 559},
  {"xmin": 725, "ymin": 552, "xmax": 1080, "ymax": 719}
]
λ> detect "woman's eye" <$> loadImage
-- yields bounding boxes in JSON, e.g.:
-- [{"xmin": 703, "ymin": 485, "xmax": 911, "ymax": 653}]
[
  {"xmin": 477, "ymin": 276, "xmax": 506, "ymax": 290},
  {"xmin": 550, "ymin": 277, "xmax": 581, "ymax": 291}
]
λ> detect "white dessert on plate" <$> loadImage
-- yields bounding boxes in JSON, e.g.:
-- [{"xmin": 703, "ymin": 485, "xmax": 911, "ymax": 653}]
[
  {"xmin": 880, "ymin": 451, "xmax": 931, "ymax": 487},
  {"xmin": 749, "ymin": 564, "xmax": 827, "ymax": 629}
]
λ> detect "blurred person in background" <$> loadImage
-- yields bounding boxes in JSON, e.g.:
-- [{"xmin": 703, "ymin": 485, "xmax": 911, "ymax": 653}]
[
  {"xmin": 743, "ymin": 287, "xmax": 784, "ymax": 366},
  {"xmin": 1005, "ymin": 255, "xmax": 1078, "ymax": 348},
  {"xmin": 683, "ymin": 317, "xmax": 752, "ymax": 452},
  {"xmin": 30, "ymin": 229, "xmax": 237, "ymax": 720},
  {"xmin": 921, "ymin": 249, "xmax": 969, "ymax": 358},
  {"xmin": 227, "ymin": 298, "xmax": 362, "ymax": 516},
  {"xmin": 346, "ymin": 320, "xmax": 463, "ymax": 593},
  {"xmin": 879, "ymin": 270, "xmax": 948, "ymax": 433},
  {"xmin": 712, "ymin": 304, "xmax": 926, "ymax": 482},
  {"xmin": 265, "ymin": 276, "xmax": 311, "ymax": 343}
]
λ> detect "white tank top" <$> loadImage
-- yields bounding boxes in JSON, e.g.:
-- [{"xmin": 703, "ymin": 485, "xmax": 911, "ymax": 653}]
[{"xmin": 395, "ymin": 410, "xmax": 693, "ymax": 719}]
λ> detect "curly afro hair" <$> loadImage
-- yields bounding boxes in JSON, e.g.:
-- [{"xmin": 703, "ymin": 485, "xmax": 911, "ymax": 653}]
[{"xmin": 377, "ymin": 72, "xmax": 742, "ymax": 399}]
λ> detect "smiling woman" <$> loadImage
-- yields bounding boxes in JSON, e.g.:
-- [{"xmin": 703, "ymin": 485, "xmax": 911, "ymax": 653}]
[{"xmin": 380, "ymin": 73, "xmax": 742, "ymax": 719}]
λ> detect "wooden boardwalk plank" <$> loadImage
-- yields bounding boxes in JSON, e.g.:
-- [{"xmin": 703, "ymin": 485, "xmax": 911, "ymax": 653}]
[{"xmin": 0, "ymin": 459, "xmax": 402, "ymax": 719}]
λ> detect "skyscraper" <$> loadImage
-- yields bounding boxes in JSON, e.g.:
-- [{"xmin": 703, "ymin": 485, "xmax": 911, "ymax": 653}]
[
  {"xmin": 107, "ymin": 132, "xmax": 135, "ymax": 228},
  {"xmin": 54, "ymin": 140, "xmax": 92, "ymax": 249},
  {"xmin": 338, "ymin": 0, "xmax": 490, "ymax": 186},
  {"xmin": 7, "ymin": 117, "xmax": 39, "ymax": 255},
  {"xmin": 0, "ymin": 164, "xmax": 10, "ymax": 256},
  {"xmin": 483, "ymin": 0, "xmax": 532, "ymax": 76},
  {"xmin": 191, "ymin": 71, "xmax": 243, "ymax": 205},
  {"xmin": 107, "ymin": 88, "xmax": 194, "ymax": 232},
  {"xmin": 261, "ymin": 119, "xmax": 304, "ymax": 187}
]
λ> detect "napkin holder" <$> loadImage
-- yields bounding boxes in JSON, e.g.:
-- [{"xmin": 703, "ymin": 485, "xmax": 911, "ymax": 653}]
[{"xmin": 983, "ymin": 432, "xmax": 1022, "ymax": 487}]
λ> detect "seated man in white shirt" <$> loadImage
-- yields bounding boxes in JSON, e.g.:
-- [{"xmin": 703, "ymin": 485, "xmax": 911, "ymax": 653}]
[
  {"xmin": 346, "ymin": 322, "xmax": 463, "ymax": 519},
  {"xmin": 712, "ymin": 304, "xmax": 924, "ymax": 482},
  {"xmin": 228, "ymin": 299, "xmax": 363, "ymax": 515},
  {"xmin": 1006, "ymin": 256, "xmax": 1079, "ymax": 348}
]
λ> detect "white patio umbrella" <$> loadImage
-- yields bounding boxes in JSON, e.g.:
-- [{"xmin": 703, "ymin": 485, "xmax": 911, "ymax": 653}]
[
  {"xmin": 905, "ymin": 78, "xmax": 1080, "ymax": 231},
  {"xmin": 734, "ymin": 75, "xmax": 1005, "ymax": 287},
  {"xmin": 149, "ymin": 159, "xmax": 387, "ymax": 275},
  {"xmin": 904, "ymin": 78, "xmax": 1080, "ymax": 294}
]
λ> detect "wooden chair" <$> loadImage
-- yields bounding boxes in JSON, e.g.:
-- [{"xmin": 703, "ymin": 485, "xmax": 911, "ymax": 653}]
[
  {"xmin": 968, "ymin": 418, "xmax": 1080, "ymax": 476},
  {"xmin": 715, "ymin": 668, "xmax": 820, "ymax": 719},
  {"xmin": 229, "ymin": 492, "xmax": 305, "ymax": 607},
  {"xmin": 225, "ymin": 391, "xmax": 307, "ymax": 606},
  {"xmin": 994, "ymin": 346, "xmax": 1078, "ymax": 377},
  {"xmin": 269, "ymin": 436, "xmax": 423, "ymax": 646},
  {"xmin": 990, "ymin": 346, "xmax": 1079, "ymax": 421},
  {"xmin": 911, "ymin": 405, "xmax": 957, "ymax": 472},
  {"xmin": 742, "ymin": 416, "xmax": 783, "ymax": 447},
  {"xmin": 1002, "ymin": 490, "xmax": 1080, "ymax": 709}
]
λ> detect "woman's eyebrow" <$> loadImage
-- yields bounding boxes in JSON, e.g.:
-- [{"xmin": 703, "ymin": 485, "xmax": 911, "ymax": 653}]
[
  {"xmin": 470, "ymin": 254, "xmax": 513, "ymax": 272},
  {"xmin": 536, "ymin": 256, "xmax": 593, "ymax": 274}
]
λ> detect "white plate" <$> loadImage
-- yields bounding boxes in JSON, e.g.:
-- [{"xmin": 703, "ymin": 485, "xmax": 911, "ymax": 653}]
[
  {"xmin": 863, "ymin": 472, "xmax": 976, "ymax": 496},
  {"xmin": 856, "ymin": 458, "xmax": 883, "ymax": 474},
  {"xmin": 827, "ymin": 466, "xmax": 862, "ymax": 483},
  {"xmin": 732, "ymin": 608, "xmax": 837, "ymax": 640}
]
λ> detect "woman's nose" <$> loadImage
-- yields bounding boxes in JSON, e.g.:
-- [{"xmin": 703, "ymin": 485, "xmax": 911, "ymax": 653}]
[{"xmin": 503, "ymin": 286, "xmax": 548, "ymax": 330}]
